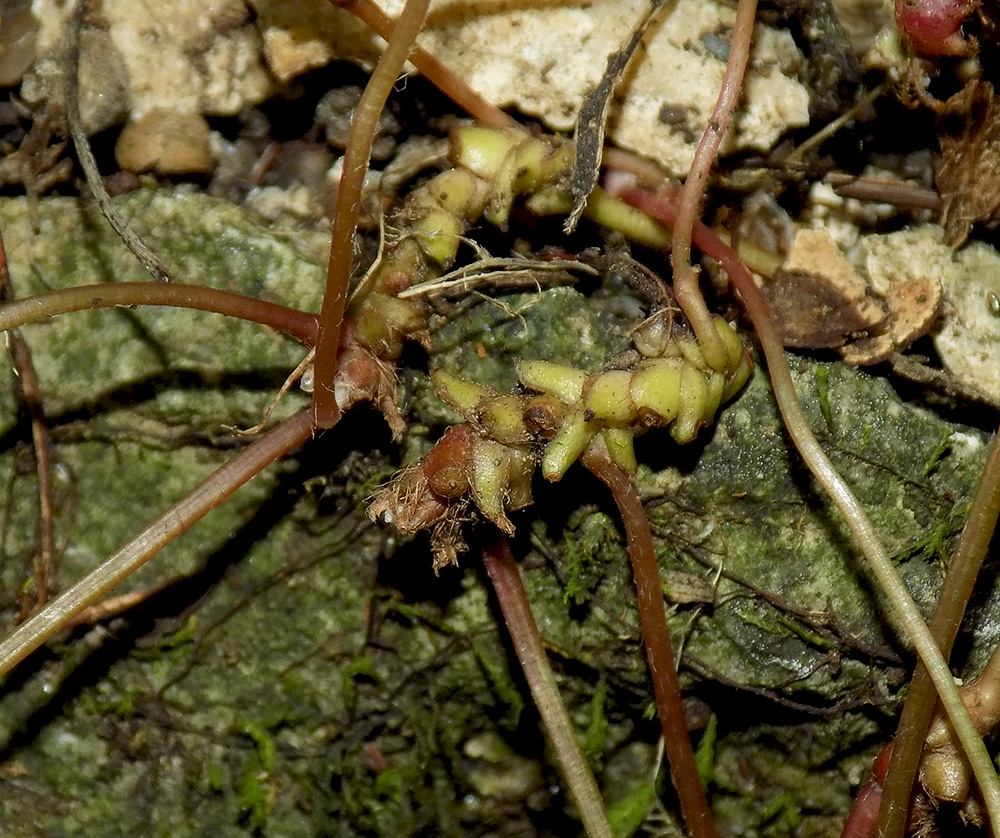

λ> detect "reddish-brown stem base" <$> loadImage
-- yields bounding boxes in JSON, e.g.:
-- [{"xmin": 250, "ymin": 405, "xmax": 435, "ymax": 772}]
[
  {"xmin": 583, "ymin": 449, "xmax": 717, "ymax": 838},
  {"xmin": 842, "ymin": 743, "xmax": 894, "ymax": 838}
]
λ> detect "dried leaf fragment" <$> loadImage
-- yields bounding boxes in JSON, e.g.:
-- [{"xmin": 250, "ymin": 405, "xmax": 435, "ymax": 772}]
[
  {"xmin": 766, "ymin": 228, "xmax": 942, "ymax": 364},
  {"xmin": 937, "ymin": 80, "xmax": 1000, "ymax": 248},
  {"xmin": 840, "ymin": 276, "xmax": 941, "ymax": 364},
  {"xmin": 764, "ymin": 228, "xmax": 886, "ymax": 349}
]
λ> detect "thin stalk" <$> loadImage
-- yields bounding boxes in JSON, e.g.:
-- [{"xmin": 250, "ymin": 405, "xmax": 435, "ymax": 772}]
[
  {"xmin": 583, "ymin": 446, "xmax": 718, "ymax": 838},
  {"xmin": 0, "ymin": 283, "xmax": 319, "ymax": 346},
  {"xmin": 331, "ymin": 0, "xmax": 514, "ymax": 129},
  {"xmin": 0, "ymin": 407, "xmax": 316, "ymax": 679},
  {"xmin": 482, "ymin": 538, "xmax": 615, "ymax": 838},
  {"xmin": 313, "ymin": 0, "xmax": 430, "ymax": 428},
  {"xmin": 607, "ymin": 181, "xmax": 1000, "ymax": 832},
  {"xmin": 0, "ymin": 229, "xmax": 55, "ymax": 614},
  {"xmin": 876, "ymin": 421, "xmax": 1000, "ymax": 838},
  {"xmin": 6, "ymin": 326, "xmax": 55, "ymax": 616},
  {"xmin": 64, "ymin": 0, "xmax": 172, "ymax": 283},
  {"xmin": 670, "ymin": 0, "xmax": 757, "ymax": 372}
]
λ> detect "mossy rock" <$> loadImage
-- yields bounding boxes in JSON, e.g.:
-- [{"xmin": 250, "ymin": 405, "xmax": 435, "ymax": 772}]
[{"xmin": 0, "ymin": 191, "xmax": 991, "ymax": 836}]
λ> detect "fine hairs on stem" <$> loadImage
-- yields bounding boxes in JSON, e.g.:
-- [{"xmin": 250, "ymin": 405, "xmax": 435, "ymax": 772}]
[
  {"xmin": 582, "ymin": 444, "xmax": 717, "ymax": 838},
  {"xmin": 313, "ymin": 0, "xmax": 431, "ymax": 428},
  {"xmin": 606, "ymin": 180, "xmax": 1000, "ymax": 832},
  {"xmin": 876, "ymin": 422, "xmax": 1000, "ymax": 838},
  {"xmin": 482, "ymin": 538, "xmax": 614, "ymax": 838},
  {"xmin": 669, "ymin": 0, "xmax": 757, "ymax": 372}
]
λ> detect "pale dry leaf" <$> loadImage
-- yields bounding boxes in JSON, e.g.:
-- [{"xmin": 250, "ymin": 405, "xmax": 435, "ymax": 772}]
[
  {"xmin": 840, "ymin": 277, "xmax": 941, "ymax": 365},
  {"xmin": 767, "ymin": 228, "xmax": 941, "ymax": 365}
]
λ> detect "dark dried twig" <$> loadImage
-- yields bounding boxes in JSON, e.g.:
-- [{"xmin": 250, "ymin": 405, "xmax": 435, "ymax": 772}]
[
  {"xmin": 565, "ymin": 0, "xmax": 665, "ymax": 234},
  {"xmin": 64, "ymin": 0, "xmax": 172, "ymax": 282}
]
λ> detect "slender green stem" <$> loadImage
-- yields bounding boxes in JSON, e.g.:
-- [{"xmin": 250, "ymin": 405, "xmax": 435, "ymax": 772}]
[
  {"xmin": 482, "ymin": 537, "xmax": 615, "ymax": 838},
  {"xmin": 706, "ymin": 223, "xmax": 1000, "ymax": 837},
  {"xmin": 609, "ymin": 181, "xmax": 1000, "ymax": 833},
  {"xmin": 583, "ymin": 447, "xmax": 718, "ymax": 838},
  {"xmin": 0, "ymin": 282, "xmax": 319, "ymax": 346},
  {"xmin": 876, "ymin": 421, "xmax": 1000, "ymax": 838},
  {"xmin": 0, "ymin": 408, "xmax": 316, "ymax": 680},
  {"xmin": 670, "ymin": 0, "xmax": 757, "ymax": 371},
  {"xmin": 313, "ymin": 0, "xmax": 430, "ymax": 428}
]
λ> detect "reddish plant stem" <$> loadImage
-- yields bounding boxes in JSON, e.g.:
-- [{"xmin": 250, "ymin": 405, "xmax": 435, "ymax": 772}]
[
  {"xmin": 332, "ymin": 0, "xmax": 515, "ymax": 130},
  {"xmin": 670, "ymin": 0, "xmax": 757, "ymax": 371},
  {"xmin": 6, "ymin": 330, "xmax": 55, "ymax": 616},
  {"xmin": 582, "ymin": 447, "xmax": 717, "ymax": 838},
  {"xmin": 0, "ymin": 283, "xmax": 319, "ymax": 346},
  {"xmin": 874, "ymin": 420, "xmax": 1000, "ymax": 838},
  {"xmin": 313, "ymin": 0, "xmax": 430, "ymax": 428},
  {"xmin": 0, "ymin": 229, "xmax": 55, "ymax": 615},
  {"xmin": 0, "ymin": 407, "xmax": 316, "ymax": 679},
  {"xmin": 842, "ymin": 743, "xmax": 894, "ymax": 838},
  {"xmin": 482, "ymin": 537, "xmax": 614, "ymax": 838}
]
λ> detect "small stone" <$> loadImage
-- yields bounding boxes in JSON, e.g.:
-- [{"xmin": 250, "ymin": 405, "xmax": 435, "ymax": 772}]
[
  {"xmin": 115, "ymin": 109, "xmax": 214, "ymax": 175},
  {"xmin": 0, "ymin": 1, "xmax": 39, "ymax": 87}
]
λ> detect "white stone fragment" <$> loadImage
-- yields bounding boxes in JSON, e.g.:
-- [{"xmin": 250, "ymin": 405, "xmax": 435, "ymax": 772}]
[
  {"xmin": 253, "ymin": 0, "xmax": 811, "ymax": 176},
  {"xmin": 863, "ymin": 225, "xmax": 1000, "ymax": 404},
  {"xmin": 32, "ymin": 0, "xmax": 274, "ymax": 120},
  {"xmin": 28, "ymin": 0, "xmax": 811, "ymax": 178}
]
